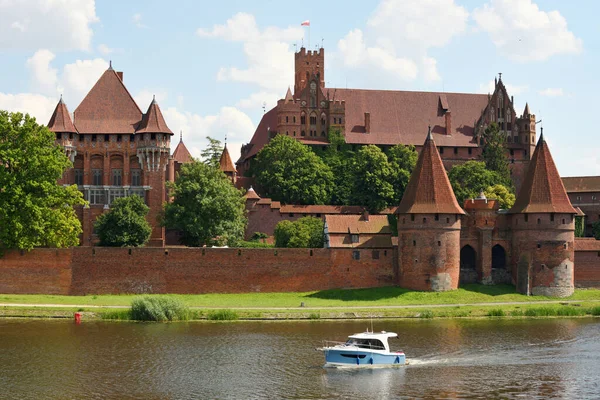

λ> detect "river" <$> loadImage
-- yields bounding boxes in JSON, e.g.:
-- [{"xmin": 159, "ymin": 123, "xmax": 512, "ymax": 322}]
[{"xmin": 0, "ymin": 318, "xmax": 599, "ymax": 399}]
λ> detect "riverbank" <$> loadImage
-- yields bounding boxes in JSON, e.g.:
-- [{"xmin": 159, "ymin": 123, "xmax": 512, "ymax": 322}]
[{"xmin": 1, "ymin": 285, "xmax": 600, "ymax": 321}]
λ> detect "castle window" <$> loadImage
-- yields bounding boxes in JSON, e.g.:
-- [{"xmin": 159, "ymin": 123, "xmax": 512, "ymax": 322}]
[
  {"xmin": 117, "ymin": 135, "xmax": 122, "ymax": 142},
  {"xmin": 286, "ymin": 131, "xmax": 289, "ymax": 136},
  {"xmin": 372, "ymin": 250, "xmax": 380, "ymax": 260},
  {"xmin": 537, "ymin": 243, "xmax": 541, "ymax": 249},
  {"xmin": 562, "ymin": 219, "xmax": 566, "ymax": 224},
  {"xmin": 339, "ymin": 117, "xmax": 343, "ymax": 124},
  {"xmin": 92, "ymin": 134, "xmax": 97, "ymax": 142},
  {"xmin": 310, "ymin": 114, "xmax": 317, "ymax": 125},
  {"xmin": 56, "ymin": 133, "xmax": 62, "ymax": 140},
  {"xmin": 111, "ymin": 169, "xmax": 123, "ymax": 186},
  {"xmin": 438, "ymin": 241, "xmax": 441, "ymax": 247},
  {"xmin": 89, "ymin": 189, "xmax": 105, "ymax": 205},
  {"xmin": 439, "ymin": 147, "xmax": 444, "ymax": 154},
  {"xmin": 524, "ymin": 215, "xmax": 528, "ymax": 222},
  {"xmin": 468, "ymin": 148, "xmax": 472, "ymax": 155},
  {"xmin": 293, "ymin": 131, "xmax": 296, "ymax": 136},
  {"xmin": 435, "ymin": 214, "xmax": 439, "ymax": 221},
  {"xmin": 510, "ymin": 149, "xmax": 514, "ymax": 156},
  {"xmin": 454, "ymin": 147, "xmax": 458, "ymax": 155},
  {"xmin": 74, "ymin": 169, "xmax": 84, "ymax": 186},
  {"xmin": 286, "ymin": 116, "xmax": 289, "ymax": 123},
  {"xmin": 79, "ymin": 134, "xmax": 84, "ymax": 142},
  {"xmin": 411, "ymin": 214, "xmax": 415, "ymax": 221},
  {"xmin": 92, "ymin": 169, "xmax": 102, "ymax": 186},
  {"xmin": 289, "ymin": 213, "xmax": 294, "ymax": 217},
  {"xmin": 131, "ymin": 169, "xmax": 142, "ymax": 186},
  {"xmin": 446, "ymin": 217, "xmax": 450, "ymax": 223},
  {"xmin": 550, "ymin": 214, "xmax": 555, "ymax": 222},
  {"xmin": 301, "ymin": 114, "xmax": 306, "ymax": 125},
  {"xmin": 301, "ymin": 131, "xmax": 306, "ymax": 136},
  {"xmin": 104, "ymin": 134, "xmax": 109, "ymax": 142},
  {"xmin": 321, "ymin": 131, "xmax": 326, "ymax": 137},
  {"xmin": 151, "ymin": 133, "xmax": 156, "ymax": 140},
  {"xmin": 316, "ymin": 213, "xmax": 321, "ymax": 217},
  {"xmin": 423, "ymin": 217, "xmax": 427, "ymax": 223},
  {"xmin": 333, "ymin": 117, "xmax": 337, "ymax": 124},
  {"xmin": 507, "ymin": 136, "xmax": 512, "ymax": 143},
  {"xmin": 576, "ymin": 196, "xmax": 581, "ymax": 201},
  {"xmin": 413, "ymin": 240, "xmax": 416, "ymax": 246},
  {"xmin": 352, "ymin": 250, "xmax": 360, "ymax": 260},
  {"xmin": 351, "ymin": 234, "xmax": 359, "ymax": 243},
  {"xmin": 537, "ymin": 218, "xmax": 541, "ymax": 224}
]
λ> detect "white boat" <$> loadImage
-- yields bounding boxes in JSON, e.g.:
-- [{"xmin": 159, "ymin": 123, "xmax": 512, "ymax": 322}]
[{"xmin": 319, "ymin": 330, "xmax": 406, "ymax": 368}]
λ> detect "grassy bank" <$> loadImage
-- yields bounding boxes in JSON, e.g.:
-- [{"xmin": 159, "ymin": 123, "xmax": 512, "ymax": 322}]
[{"xmin": 2, "ymin": 285, "xmax": 600, "ymax": 309}]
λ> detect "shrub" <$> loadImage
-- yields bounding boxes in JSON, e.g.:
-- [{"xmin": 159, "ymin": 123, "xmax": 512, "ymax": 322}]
[
  {"xmin": 419, "ymin": 310, "xmax": 434, "ymax": 319},
  {"xmin": 308, "ymin": 313, "xmax": 321, "ymax": 320},
  {"xmin": 236, "ymin": 240, "xmax": 274, "ymax": 248},
  {"xmin": 130, "ymin": 296, "xmax": 189, "ymax": 321},
  {"xmin": 206, "ymin": 309, "xmax": 239, "ymax": 321},
  {"xmin": 590, "ymin": 306, "xmax": 600, "ymax": 316},
  {"xmin": 487, "ymin": 308, "xmax": 505, "ymax": 317}
]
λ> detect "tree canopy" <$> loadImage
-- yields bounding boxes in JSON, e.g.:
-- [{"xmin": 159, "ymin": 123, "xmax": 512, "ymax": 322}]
[
  {"xmin": 163, "ymin": 161, "xmax": 246, "ymax": 246},
  {"xmin": 0, "ymin": 111, "xmax": 85, "ymax": 252},
  {"xmin": 481, "ymin": 123, "xmax": 512, "ymax": 186},
  {"xmin": 448, "ymin": 161, "xmax": 509, "ymax": 205},
  {"xmin": 483, "ymin": 184, "xmax": 516, "ymax": 209},
  {"xmin": 592, "ymin": 221, "xmax": 600, "ymax": 240},
  {"xmin": 200, "ymin": 136, "xmax": 224, "ymax": 168},
  {"xmin": 350, "ymin": 145, "xmax": 395, "ymax": 213},
  {"xmin": 274, "ymin": 217, "xmax": 324, "ymax": 248},
  {"xmin": 95, "ymin": 195, "xmax": 152, "ymax": 247},
  {"xmin": 254, "ymin": 135, "xmax": 334, "ymax": 205}
]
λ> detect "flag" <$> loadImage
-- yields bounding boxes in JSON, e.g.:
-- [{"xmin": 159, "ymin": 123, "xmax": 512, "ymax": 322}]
[{"xmin": 301, "ymin": 20, "xmax": 310, "ymax": 26}]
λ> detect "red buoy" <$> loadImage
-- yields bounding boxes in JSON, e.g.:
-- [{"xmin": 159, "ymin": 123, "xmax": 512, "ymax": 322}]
[{"xmin": 74, "ymin": 312, "xmax": 82, "ymax": 324}]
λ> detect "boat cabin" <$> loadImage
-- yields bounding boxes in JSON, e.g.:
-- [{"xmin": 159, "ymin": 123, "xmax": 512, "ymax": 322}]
[{"xmin": 346, "ymin": 332, "xmax": 398, "ymax": 352}]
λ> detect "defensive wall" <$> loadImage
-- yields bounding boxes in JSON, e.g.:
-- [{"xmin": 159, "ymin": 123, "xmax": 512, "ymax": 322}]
[{"xmin": 0, "ymin": 241, "xmax": 598, "ymax": 295}]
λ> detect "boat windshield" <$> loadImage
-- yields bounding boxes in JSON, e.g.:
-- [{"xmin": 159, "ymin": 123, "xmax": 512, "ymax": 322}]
[{"xmin": 345, "ymin": 338, "xmax": 385, "ymax": 350}]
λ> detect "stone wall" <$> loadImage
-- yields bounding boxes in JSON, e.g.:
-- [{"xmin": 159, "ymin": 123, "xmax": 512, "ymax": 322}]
[{"xmin": 0, "ymin": 249, "xmax": 72, "ymax": 295}]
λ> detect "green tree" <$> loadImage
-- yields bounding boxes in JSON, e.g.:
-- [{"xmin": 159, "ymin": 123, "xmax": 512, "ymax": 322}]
[
  {"xmin": 575, "ymin": 216, "xmax": 585, "ymax": 238},
  {"xmin": 350, "ymin": 145, "xmax": 395, "ymax": 213},
  {"xmin": 0, "ymin": 111, "xmax": 85, "ymax": 252},
  {"xmin": 319, "ymin": 129, "xmax": 354, "ymax": 205},
  {"xmin": 386, "ymin": 144, "xmax": 418, "ymax": 203},
  {"xmin": 200, "ymin": 136, "xmax": 224, "ymax": 168},
  {"xmin": 592, "ymin": 221, "xmax": 600, "ymax": 240},
  {"xmin": 484, "ymin": 184, "xmax": 516, "ymax": 209},
  {"xmin": 254, "ymin": 135, "xmax": 334, "ymax": 205},
  {"xmin": 481, "ymin": 123, "xmax": 511, "ymax": 186},
  {"xmin": 163, "ymin": 161, "xmax": 246, "ymax": 246},
  {"xmin": 274, "ymin": 217, "xmax": 324, "ymax": 248},
  {"xmin": 448, "ymin": 161, "xmax": 507, "ymax": 205},
  {"xmin": 94, "ymin": 195, "xmax": 152, "ymax": 247}
]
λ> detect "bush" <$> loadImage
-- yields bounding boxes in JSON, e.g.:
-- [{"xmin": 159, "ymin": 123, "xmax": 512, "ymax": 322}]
[
  {"xmin": 206, "ymin": 309, "xmax": 239, "ymax": 321},
  {"xmin": 236, "ymin": 240, "xmax": 274, "ymax": 248},
  {"xmin": 95, "ymin": 195, "xmax": 152, "ymax": 247},
  {"xmin": 130, "ymin": 296, "xmax": 190, "ymax": 321},
  {"xmin": 590, "ymin": 306, "xmax": 600, "ymax": 316},
  {"xmin": 419, "ymin": 310, "xmax": 434, "ymax": 319},
  {"xmin": 274, "ymin": 217, "xmax": 324, "ymax": 248},
  {"xmin": 487, "ymin": 308, "xmax": 505, "ymax": 317}
]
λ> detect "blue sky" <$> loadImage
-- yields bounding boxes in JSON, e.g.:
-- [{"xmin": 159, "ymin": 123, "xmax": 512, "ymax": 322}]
[{"xmin": 0, "ymin": 0, "xmax": 597, "ymax": 176}]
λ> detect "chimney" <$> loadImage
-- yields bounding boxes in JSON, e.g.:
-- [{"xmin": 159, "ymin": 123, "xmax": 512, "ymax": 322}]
[
  {"xmin": 117, "ymin": 71, "xmax": 123, "ymax": 81},
  {"xmin": 364, "ymin": 112, "xmax": 371, "ymax": 134},
  {"xmin": 445, "ymin": 111, "xmax": 452, "ymax": 135},
  {"xmin": 362, "ymin": 209, "xmax": 369, "ymax": 221}
]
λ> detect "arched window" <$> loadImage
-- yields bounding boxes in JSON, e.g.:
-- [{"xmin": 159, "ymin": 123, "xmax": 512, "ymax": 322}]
[
  {"xmin": 492, "ymin": 245, "xmax": 506, "ymax": 269},
  {"xmin": 321, "ymin": 112, "xmax": 326, "ymax": 126},
  {"xmin": 460, "ymin": 245, "xmax": 476, "ymax": 270},
  {"xmin": 301, "ymin": 112, "xmax": 306, "ymax": 125},
  {"xmin": 310, "ymin": 112, "xmax": 317, "ymax": 126}
]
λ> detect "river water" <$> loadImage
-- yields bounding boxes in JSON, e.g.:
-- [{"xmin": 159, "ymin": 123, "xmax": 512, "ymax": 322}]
[{"xmin": 1, "ymin": 318, "xmax": 599, "ymax": 399}]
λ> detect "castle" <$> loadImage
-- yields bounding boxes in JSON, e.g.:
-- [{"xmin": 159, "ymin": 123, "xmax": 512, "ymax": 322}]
[{"xmin": 44, "ymin": 51, "xmax": 600, "ymax": 298}]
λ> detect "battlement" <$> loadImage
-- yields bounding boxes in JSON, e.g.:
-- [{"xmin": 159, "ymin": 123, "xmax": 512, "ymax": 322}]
[{"xmin": 295, "ymin": 47, "xmax": 324, "ymax": 58}]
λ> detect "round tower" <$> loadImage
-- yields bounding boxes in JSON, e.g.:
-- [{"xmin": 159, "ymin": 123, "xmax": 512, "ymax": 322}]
[
  {"xmin": 396, "ymin": 128, "xmax": 465, "ymax": 291},
  {"xmin": 509, "ymin": 130, "xmax": 577, "ymax": 297}
]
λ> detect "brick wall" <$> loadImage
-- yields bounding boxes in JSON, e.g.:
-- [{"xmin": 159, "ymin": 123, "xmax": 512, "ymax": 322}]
[{"xmin": 0, "ymin": 249, "xmax": 72, "ymax": 294}]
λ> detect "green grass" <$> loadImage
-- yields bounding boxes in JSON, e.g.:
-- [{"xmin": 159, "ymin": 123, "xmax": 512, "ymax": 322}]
[
  {"xmin": 206, "ymin": 309, "xmax": 239, "ymax": 321},
  {"xmin": 1, "ymin": 285, "xmax": 600, "ymax": 309}
]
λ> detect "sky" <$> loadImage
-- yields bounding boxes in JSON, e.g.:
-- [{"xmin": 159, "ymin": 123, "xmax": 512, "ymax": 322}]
[{"xmin": 0, "ymin": 0, "xmax": 598, "ymax": 177}]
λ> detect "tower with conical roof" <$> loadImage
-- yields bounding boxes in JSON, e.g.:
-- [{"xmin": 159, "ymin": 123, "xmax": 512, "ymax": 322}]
[
  {"xmin": 219, "ymin": 144, "xmax": 237, "ymax": 183},
  {"xmin": 516, "ymin": 102, "xmax": 536, "ymax": 160},
  {"xmin": 509, "ymin": 130, "xmax": 577, "ymax": 297},
  {"xmin": 396, "ymin": 127, "xmax": 465, "ymax": 291}
]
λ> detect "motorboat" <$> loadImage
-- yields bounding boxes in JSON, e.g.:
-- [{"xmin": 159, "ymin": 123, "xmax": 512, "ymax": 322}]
[{"xmin": 319, "ymin": 330, "xmax": 406, "ymax": 367}]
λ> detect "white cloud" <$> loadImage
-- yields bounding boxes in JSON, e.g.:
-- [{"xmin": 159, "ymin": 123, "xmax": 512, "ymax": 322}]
[
  {"xmin": 478, "ymin": 79, "xmax": 528, "ymax": 95},
  {"xmin": 0, "ymin": 92, "xmax": 57, "ymax": 124},
  {"xmin": 132, "ymin": 13, "xmax": 147, "ymax": 29},
  {"xmin": 473, "ymin": 0, "xmax": 582, "ymax": 62},
  {"xmin": 0, "ymin": 0, "xmax": 98, "ymax": 51},
  {"xmin": 198, "ymin": 12, "xmax": 303, "ymax": 92},
  {"xmin": 26, "ymin": 50, "xmax": 58, "ymax": 93},
  {"xmin": 98, "ymin": 44, "xmax": 113, "ymax": 55},
  {"xmin": 336, "ymin": 0, "xmax": 468, "ymax": 83},
  {"xmin": 60, "ymin": 58, "xmax": 109, "ymax": 102},
  {"xmin": 538, "ymin": 88, "xmax": 564, "ymax": 97},
  {"xmin": 236, "ymin": 91, "xmax": 281, "ymax": 110},
  {"xmin": 134, "ymin": 90, "xmax": 168, "ymax": 111},
  {"xmin": 163, "ymin": 106, "xmax": 255, "ymax": 163}
]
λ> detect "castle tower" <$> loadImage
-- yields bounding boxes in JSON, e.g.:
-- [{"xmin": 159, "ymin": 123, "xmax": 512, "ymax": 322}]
[
  {"xmin": 509, "ymin": 130, "xmax": 577, "ymax": 297},
  {"xmin": 516, "ymin": 103, "xmax": 536, "ymax": 159},
  {"xmin": 276, "ymin": 87, "xmax": 301, "ymax": 138},
  {"xmin": 396, "ymin": 128, "xmax": 465, "ymax": 291},
  {"xmin": 48, "ymin": 97, "xmax": 78, "ymax": 185},
  {"xmin": 219, "ymin": 144, "xmax": 237, "ymax": 184},
  {"xmin": 294, "ymin": 46, "xmax": 324, "ymax": 95}
]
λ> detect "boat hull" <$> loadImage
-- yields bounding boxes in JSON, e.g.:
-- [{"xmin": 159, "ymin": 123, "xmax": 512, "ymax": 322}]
[{"xmin": 323, "ymin": 349, "xmax": 406, "ymax": 367}]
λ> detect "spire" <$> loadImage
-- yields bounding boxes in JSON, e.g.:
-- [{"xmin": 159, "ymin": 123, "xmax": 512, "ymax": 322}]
[
  {"xmin": 108, "ymin": 60, "xmax": 113, "ymax": 70},
  {"xmin": 426, "ymin": 125, "xmax": 432, "ymax": 141},
  {"xmin": 47, "ymin": 97, "xmax": 77, "ymax": 134},
  {"xmin": 397, "ymin": 128, "xmax": 464, "ymax": 215},
  {"xmin": 179, "ymin": 130, "xmax": 183, "ymax": 142},
  {"xmin": 152, "ymin": 94, "xmax": 156, "ymax": 104},
  {"xmin": 284, "ymin": 87, "xmax": 293, "ymax": 101},
  {"xmin": 509, "ymin": 133, "xmax": 577, "ymax": 214},
  {"xmin": 523, "ymin": 103, "xmax": 530, "ymax": 116},
  {"xmin": 244, "ymin": 185, "xmax": 260, "ymax": 200},
  {"xmin": 172, "ymin": 136, "xmax": 193, "ymax": 164},
  {"xmin": 136, "ymin": 98, "xmax": 173, "ymax": 134},
  {"xmin": 219, "ymin": 145, "xmax": 236, "ymax": 173}
]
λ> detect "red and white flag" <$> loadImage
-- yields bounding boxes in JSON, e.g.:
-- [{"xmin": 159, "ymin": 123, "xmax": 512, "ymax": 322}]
[{"xmin": 301, "ymin": 20, "xmax": 310, "ymax": 26}]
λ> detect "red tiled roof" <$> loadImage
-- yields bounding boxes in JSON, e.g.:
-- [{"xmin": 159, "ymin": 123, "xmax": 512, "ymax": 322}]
[
  {"xmin": 270, "ymin": 201, "xmax": 281, "ymax": 209},
  {"xmin": 238, "ymin": 107, "xmax": 277, "ymax": 163},
  {"xmin": 397, "ymin": 130, "xmax": 465, "ymax": 215},
  {"xmin": 561, "ymin": 176, "xmax": 600, "ymax": 193},
  {"xmin": 509, "ymin": 134, "xmax": 577, "ymax": 214},
  {"xmin": 244, "ymin": 186, "xmax": 260, "ymax": 200},
  {"xmin": 325, "ymin": 214, "xmax": 391, "ymax": 234},
  {"xmin": 329, "ymin": 88, "xmax": 488, "ymax": 147},
  {"xmin": 136, "ymin": 98, "xmax": 173, "ymax": 134},
  {"xmin": 47, "ymin": 98, "xmax": 77, "ymax": 133},
  {"xmin": 172, "ymin": 139, "xmax": 193, "ymax": 164},
  {"xmin": 575, "ymin": 207, "xmax": 585, "ymax": 217},
  {"xmin": 279, "ymin": 205, "xmax": 364, "ymax": 214},
  {"xmin": 327, "ymin": 235, "xmax": 393, "ymax": 249},
  {"xmin": 219, "ymin": 145, "xmax": 236, "ymax": 173},
  {"xmin": 74, "ymin": 68, "xmax": 142, "ymax": 134},
  {"xmin": 574, "ymin": 238, "xmax": 600, "ymax": 251}
]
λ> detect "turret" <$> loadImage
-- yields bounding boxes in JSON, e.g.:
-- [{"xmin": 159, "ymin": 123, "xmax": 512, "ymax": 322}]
[
  {"xmin": 294, "ymin": 46, "xmax": 325, "ymax": 95},
  {"xmin": 516, "ymin": 102, "xmax": 536, "ymax": 158},
  {"xmin": 509, "ymin": 130, "xmax": 577, "ymax": 297},
  {"xmin": 219, "ymin": 144, "xmax": 237, "ymax": 184},
  {"xmin": 396, "ymin": 127, "xmax": 465, "ymax": 291},
  {"xmin": 48, "ymin": 96, "xmax": 78, "ymax": 162}
]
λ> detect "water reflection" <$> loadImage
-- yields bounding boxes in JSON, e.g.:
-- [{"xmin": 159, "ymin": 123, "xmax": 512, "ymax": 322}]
[{"xmin": 0, "ymin": 319, "xmax": 598, "ymax": 399}]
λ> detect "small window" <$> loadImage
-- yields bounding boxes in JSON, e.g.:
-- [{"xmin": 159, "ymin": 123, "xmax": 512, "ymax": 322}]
[
  {"xmin": 117, "ymin": 135, "xmax": 122, "ymax": 142},
  {"xmin": 413, "ymin": 240, "xmax": 416, "ymax": 246},
  {"xmin": 104, "ymin": 134, "xmax": 109, "ymax": 142},
  {"xmin": 562, "ymin": 219, "xmax": 566, "ymax": 224},
  {"xmin": 550, "ymin": 214, "xmax": 555, "ymax": 222},
  {"xmin": 524, "ymin": 215, "xmax": 529, "ymax": 222},
  {"xmin": 301, "ymin": 131, "xmax": 306, "ymax": 136},
  {"xmin": 91, "ymin": 135, "xmax": 97, "ymax": 142},
  {"xmin": 352, "ymin": 250, "xmax": 360, "ymax": 260},
  {"xmin": 423, "ymin": 217, "xmax": 427, "ymax": 223},
  {"xmin": 79, "ymin": 134, "xmax": 84, "ymax": 142},
  {"xmin": 293, "ymin": 131, "xmax": 296, "ymax": 136},
  {"xmin": 435, "ymin": 214, "xmax": 439, "ymax": 221},
  {"xmin": 293, "ymin": 116, "xmax": 296, "ymax": 123},
  {"xmin": 351, "ymin": 234, "xmax": 359, "ymax": 243},
  {"xmin": 92, "ymin": 169, "xmax": 103, "ymax": 186},
  {"xmin": 537, "ymin": 243, "xmax": 541, "ymax": 249},
  {"xmin": 56, "ymin": 133, "xmax": 62, "ymax": 140},
  {"xmin": 537, "ymin": 218, "xmax": 541, "ymax": 225},
  {"xmin": 454, "ymin": 147, "xmax": 458, "ymax": 155},
  {"xmin": 316, "ymin": 213, "xmax": 321, "ymax": 217},
  {"xmin": 74, "ymin": 169, "xmax": 84, "ymax": 186},
  {"xmin": 130, "ymin": 134, "xmax": 135, "ymax": 142},
  {"xmin": 286, "ymin": 116, "xmax": 289, "ymax": 123},
  {"xmin": 289, "ymin": 213, "xmax": 294, "ymax": 217},
  {"xmin": 439, "ymin": 147, "xmax": 444, "ymax": 154},
  {"xmin": 411, "ymin": 214, "xmax": 415, "ymax": 222},
  {"xmin": 592, "ymin": 196, "xmax": 597, "ymax": 201},
  {"xmin": 339, "ymin": 117, "xmax": 343, "ymax": 124},
  {"xmin": 446, "ymin": 217, "xmax": 450, "ymax": 223},
  {"xmin": 510, "ymin": 149, "xmax": 514, "ymax": 156},
  {"xmin": 151, "ymin": 133, "xmax": 156, "ymax": 140},
  {"xmin": 372, "ymin": 250, "xmax": 380, "ymax": 260},
  {"xmin": 438, "ymin": 241, "xmax": 441, "ymax": 246},
  {"xmin": 131, "ymin": 169, "xmax": 142, "ymax": 186},
  {"xmin": 576, "ymin": 196, "xmax": 581, "ymax": 201},
  {"xmin": 111, "ymin": 169, "xmax": 123, "ymax": 186}
]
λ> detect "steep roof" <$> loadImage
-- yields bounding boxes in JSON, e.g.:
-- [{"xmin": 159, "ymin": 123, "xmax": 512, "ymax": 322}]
[
  {"xmin": 523, "ymin": 102, "xmax": 530, "ymax": 116},
  {"xmin": 561, "ymin": 176, "xmax": 600, "ymax": 193},
  {"xmin": 237, "ymin": 107, "xmax": 277, "ymax": 163},
  {"xmin": 325, "ymin": 214, "xmax": 391, "ymax": 234},
  {"xmin": 284, "ymin": 87, "xmax": 293, "ymax": 101},
  {"xmin": 73, "ymin": 68, "xmax": 142, "ymax": 134},
  {"xmin": 509, "ymin": 133, "xmax": 577, "ymax": 214},
  {"xmin": 244, "ymin": 186, "xmax": 260, "ymax": 200},
  {"xmin": 326, "ymin": 88, "xmax": 488, "ymax": 147},
  {"xmin": 397, "ymin": 129, "xmax": 465, "ymax": 215},
  {"xmin": 47, "ymin": 97, "xmax": 77, "ymax": 133},
  {"xmin": 136, "ymin": 97, "xmax": 173, "ymax": 134},
  {"xmin": 219, "ymin": 145, "xmax": 236, "ymax": 173},
  {"xmin": 172, "ymin": 135, "xmax": 193, "ymax": 164}
]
